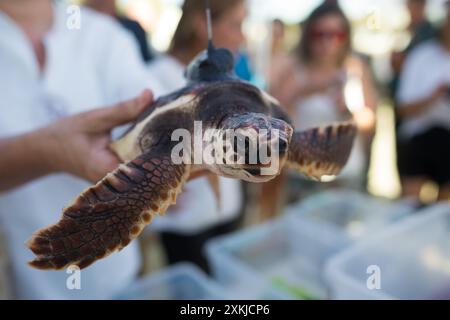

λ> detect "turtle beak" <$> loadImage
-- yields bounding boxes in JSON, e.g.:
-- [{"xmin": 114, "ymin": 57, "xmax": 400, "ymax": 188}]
[
  {"xmin": 223, "ymin": 114, "xmax": 293, "ymax": 180},
  {"xmin": 265, "ymin": 117, "xmax": 293, "ymax": 157}
]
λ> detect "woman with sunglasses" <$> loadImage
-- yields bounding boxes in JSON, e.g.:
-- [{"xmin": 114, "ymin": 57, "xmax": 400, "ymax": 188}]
[{"xmin": 270, "ymin": 1, "xmax": 377, "ymax": 193}]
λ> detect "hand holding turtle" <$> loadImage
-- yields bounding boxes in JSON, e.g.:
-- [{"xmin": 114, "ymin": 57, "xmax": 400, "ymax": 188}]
[
  {"xmin": 398, "ymin": 83, "xmax": 449, "ymax": 119},
  {"xmin": 42, "ymin": 90, "xmax": 154, "ymax": 184},
  {"xmin": 0, "ymin": 90, "xmax": 154, "ymax": 192}
]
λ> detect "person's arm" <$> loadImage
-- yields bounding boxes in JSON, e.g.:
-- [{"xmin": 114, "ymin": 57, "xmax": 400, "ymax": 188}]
[
  {"xmin": 353, "ymin": 57, "xmax": 378, "ymax": 134},
  {"xmin": 360, "ymin": 60, "xmax": 378, "ymax": 113},
  {"xmin": 396, "ymin": 44, "xmax": 447, "ymax": 120},
  {"xmin": 0, "ymin": 128, "xmax": 57, "ymax": 192},
  {"xmin": 397, "ymin": 84, "xmax": 447, "ymax": 119},
  {"xmin": 269, "ymin": 57, "xmax": 331, "ymax": 113},
  {"xmin": 271, "ymin": 71, "xmax": 303, "ymax": 111},
  {"xmin": 0, "ymin": 90, "xmax": 152, "ymax": 192}
]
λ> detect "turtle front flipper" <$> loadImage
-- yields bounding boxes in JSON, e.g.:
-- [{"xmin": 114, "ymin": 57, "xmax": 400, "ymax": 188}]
[
  {"xmin": 27, "ymin": 151, "xmax": 190, "ymax": 270},
  {"xmin": 287, "ymin": 121, "xmax": 357, "ymax": 181}
]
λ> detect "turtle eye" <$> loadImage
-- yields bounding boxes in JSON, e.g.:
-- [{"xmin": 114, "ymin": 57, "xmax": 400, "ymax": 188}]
[{"xmin": 139, "ymin": 135, "xmax": 156, "ymax": 151}]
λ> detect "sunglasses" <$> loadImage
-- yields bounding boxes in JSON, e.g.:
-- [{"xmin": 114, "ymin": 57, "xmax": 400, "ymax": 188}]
[{"xmin": 310, "ymin": 29, "xmax": 348, "ymax": 42}]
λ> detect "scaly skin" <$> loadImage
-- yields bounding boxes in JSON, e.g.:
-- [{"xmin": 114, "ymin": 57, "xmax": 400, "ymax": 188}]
[
  {"xmin": 27, "ymin": 152, "xmax": 189, "ymax": 270},
  {"xmin": 287, "ymin": 121, "xmax": 357, "ymax": 180}
]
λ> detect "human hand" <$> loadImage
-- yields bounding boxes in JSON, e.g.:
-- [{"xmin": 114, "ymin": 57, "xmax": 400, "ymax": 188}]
[
  {"xmin": 430, "ymin": 84, "xmax": 449, "ymax": 103},
  {"xmin": 299, "ymin": 71, "xmax": 345, "ymax": 97},
  {"xmin": 353, "ymin": 106, "xmax": 376, "ymax": 133},
  {"xmin": 41, "ymin": 90, "xmax": 153, "ymax": 183}
]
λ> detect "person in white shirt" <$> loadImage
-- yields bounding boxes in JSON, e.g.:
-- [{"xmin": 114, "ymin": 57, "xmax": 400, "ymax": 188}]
[
  {"xmin": 269, "ymin": 2, "xmax": 377, "ymax": 198},
  {"xmin": 0, "ymin": 0, "xmax": 161, "ymax": 299},
  {"xmin": 396, "ymin": 1, "xmax": 450, "ymax": 203},
  {"xmin": 147, "ymin": 0, "xmax": 246, "ymax": 272},
  {"xmin": 84, "ymin": 0, "xmax": 154, "ymax": 63}
]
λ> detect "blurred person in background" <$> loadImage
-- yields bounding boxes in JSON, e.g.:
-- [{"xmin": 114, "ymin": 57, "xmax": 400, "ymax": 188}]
[
  {"xmin": 396, "ymin": 1, "xmax": 450, "ymax": 203},
  {"xmin": 84, "ymin": 0, "xmax": 154, "ymax": 63},
  {"xmin": 390, "ymin": 0, "xmax": 435, "ymax": 100},
  {"xmin": 404, "ymin": 0, "xmax": 436, "ymax": 49},
  {"xmin": 390, "ymin": 0, "xmax": 435, "ymax": 153},
  {"xmin": 389, "ymin": 0, "xmax": 437, "ymax": 203},
  {"xmin": 269, "ymin": 1, "xmax": 378, "ymax": 197},
  {"xmin": 257, "ymin": 18, "xmax": 289, "ymax": 220},
  {"xmin": 0, "ymin": 0, "xmax": 163, "ymax": 299},
  {"xmin": 147, "ymin": 0, "xmax": 246, "ymax": 273},
  {"xmin": 268, "ymin": 19, "xmax": 288, "ymax": 88},
  {"xmin": 271, "ymin": 19, "xmax": 286, "ymax": 57}
]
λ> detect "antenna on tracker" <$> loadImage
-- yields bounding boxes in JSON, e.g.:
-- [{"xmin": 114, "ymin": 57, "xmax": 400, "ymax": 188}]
[{"xmin": 205, "ymin": 0, "xmax": 214, "ymax": 51}]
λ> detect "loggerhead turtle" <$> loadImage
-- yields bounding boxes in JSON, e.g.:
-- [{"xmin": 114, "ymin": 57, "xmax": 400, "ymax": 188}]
[{"xmin": 27, "ymin": 42, "xmax": 357, "ymax": 270}]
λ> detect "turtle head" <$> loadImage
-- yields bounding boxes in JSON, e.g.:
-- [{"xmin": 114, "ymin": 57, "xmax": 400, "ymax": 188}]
[
  {"xmin": 207, "ymin": 113, "xmax": 293, "ymax": 183},
  {"xmin": 186, "ymin": 43, "xmax": 237, "ymax": 83}
]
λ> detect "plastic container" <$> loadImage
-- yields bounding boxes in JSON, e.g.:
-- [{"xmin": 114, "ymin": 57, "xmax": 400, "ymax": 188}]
[
  {"xmin": 116, "ymin": 263, "xmax": 228, "ymax": 300},
  {"xmin": 206, "ymin": 190, "xmax": 414, "ymax": 300},
  {"xmin": 325, "ymin": 204, "xmax": 450, "ymax": 300},
  {"xmin": 206, "ymin": 216, "xmax": 332, "ymax": 300},
  {"xmin": 284, "ymin": 189, "xmax": 415, "ymax": 270},
  {"xmin": 285, "ymin": 190, "xmax": 413, "ymax": 243}
]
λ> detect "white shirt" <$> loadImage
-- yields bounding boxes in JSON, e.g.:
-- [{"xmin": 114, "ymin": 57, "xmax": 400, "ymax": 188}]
[
  {"xmin": 293, "ymin": 77, "xmax": 365, "ymax": 180},
  {"xmin": 397, "ymin": 40, "xmax": 450, "ymax": 139},
  {"xmin": 147, "ymin": 55, "xmax": 243, "ymax": 234},
  {"xmin": 0, "ymin": 5, "xmax": 155, "ymax": 299}
]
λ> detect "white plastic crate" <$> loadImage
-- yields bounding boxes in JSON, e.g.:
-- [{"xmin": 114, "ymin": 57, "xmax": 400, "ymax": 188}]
[
  {"xmin": 206, "ymin": 190, "xmax": 414, "ymax": 300},
  {"xmin": 206, "ymin": 216, "xmax": 333, "ymax": 300},
  {"xmin": 116, "ymin": 263, "xmax": 228, "ymax": 300},
  {"xmin": 325, "ymin": 204, "xmax": 450, "ymax": 300},
  {"xmin": 285, "ymin": 190, "xmax": 413, "ymax": 243}
]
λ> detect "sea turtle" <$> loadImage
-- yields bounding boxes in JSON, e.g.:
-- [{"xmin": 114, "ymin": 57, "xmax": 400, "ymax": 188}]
[{"xmin": 27, "ymin": 43, "xmax": 357, "ymax": 270}]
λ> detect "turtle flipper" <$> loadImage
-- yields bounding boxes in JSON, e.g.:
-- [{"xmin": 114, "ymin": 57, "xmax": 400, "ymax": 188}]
[
  {"xmin": 287, "ymin": 121, "xmax": 357, "ymax": 180},
  {"xmin": 27, "ymin": 152, "xmax": 189, "ymax": 270}
]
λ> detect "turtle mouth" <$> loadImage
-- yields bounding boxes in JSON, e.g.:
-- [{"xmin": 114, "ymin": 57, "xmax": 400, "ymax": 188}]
[
  {"xmin": 214, "ymin": 112, "xmax": 292, "ymax": 182},
  {"xmin": 245, "ymin": 168, "xmax": 261, "ymax": 176},
  {"xmin": 217, "ymin": 163, "xmax": 280, "ymax": 183}
]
